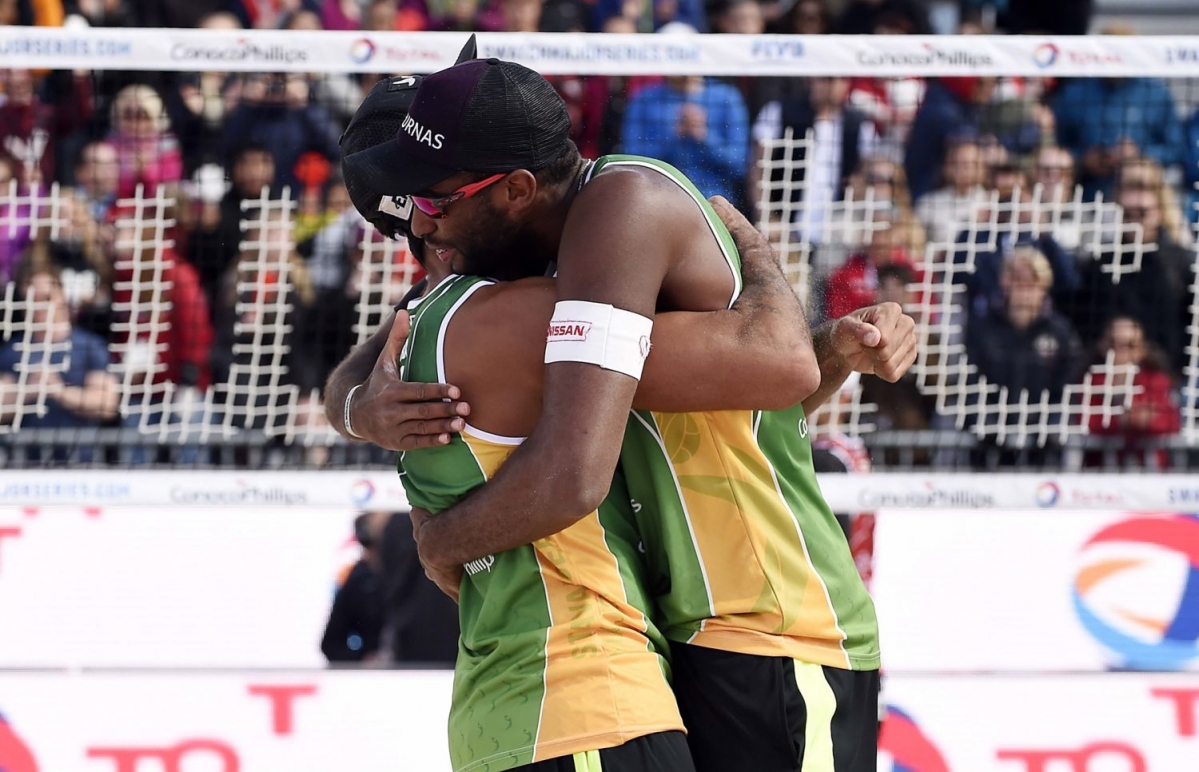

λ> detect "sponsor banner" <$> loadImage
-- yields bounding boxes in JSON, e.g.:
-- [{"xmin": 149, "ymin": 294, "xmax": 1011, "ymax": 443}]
[
  {"xmin": 1, "ymin": 29, "xmax": 1199, "ymax": 75},
  {"xmin": 0, "ymin": 470, "xmax": 410, "ymax": 510},
  {"xmin": 0, "ymin": 504, "xmax": 367, "ymax": 667},
  {"xmin": 0, "ymin": 670, "xmax": 1195, "ymax": 771},
  {"xmin": 873, "ymin": 509, "xmax": 1199, "ymax": 672},
  {"xmin": 0, "ymin": 670, "xmax": 454, "ymax": 772},
  {"xmin": 1, "ymin": 471, "xmax": 1195, "ymax": 511},
  {"xmin": 881, "ymin": 673, "xmax": 1199, "ymax": 772}
]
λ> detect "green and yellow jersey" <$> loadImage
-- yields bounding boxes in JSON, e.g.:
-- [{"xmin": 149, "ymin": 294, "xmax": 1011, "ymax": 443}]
[
  {"xmin": 397, "ymin": 274, "xmax": 683, "ymax": 772},
  {"xmin": 589, "ymin": 155, "xmax": 882, "ymax": 672}
]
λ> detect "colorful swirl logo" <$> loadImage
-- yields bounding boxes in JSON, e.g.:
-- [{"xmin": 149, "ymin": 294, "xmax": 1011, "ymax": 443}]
[
  {"xmin": 879, "ymin": 706, "xmax": 948, "ymax": 772},
  {"xmin": 349, "ymin": 38, "xmax": 377, "ymax": 64},
  {"xmin": 1073, "ymin": 514, "xmax": 1199, "ymax": 670},
  {"xmin": 350, "ymin": 479, "xmax": 376, "ymax": 508},
  {"xmin": 1032, "ymin": 43, "xmax": 1060, "ymax": 68}
]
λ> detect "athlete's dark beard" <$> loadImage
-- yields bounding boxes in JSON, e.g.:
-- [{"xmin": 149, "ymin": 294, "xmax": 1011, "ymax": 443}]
[{"xmin": 453, "ymin": 197, "xmax": 551, "ymax": 280}]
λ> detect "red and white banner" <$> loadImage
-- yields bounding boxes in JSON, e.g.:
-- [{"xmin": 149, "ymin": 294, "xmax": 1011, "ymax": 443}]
[
  {"xmin": 2, "ymin": 28, "xmax": 1199, "ymax": 77},
  {"xmin": 880, "ymin": 673, "xmax": 1199, "ymax": 772},
  {"xmin": 0, "ymin": 670, "xmax": 454, "ymax": 772},
  {"xmin": 0, "ymin": 670, "xmax": 1196, "ymax": 771},
  {"xmin": 873, "ymin": 509, "xmax": 1199, "ymax": 673}
]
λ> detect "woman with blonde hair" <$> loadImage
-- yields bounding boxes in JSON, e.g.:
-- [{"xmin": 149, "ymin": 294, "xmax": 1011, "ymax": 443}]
[
  {"xmin": 1114, "ymin": 156, "xmax": 1190, "ymax": 246},
  {"xmin": 107, "ymin": 84, "xmax": 183, "ymax": 198}
]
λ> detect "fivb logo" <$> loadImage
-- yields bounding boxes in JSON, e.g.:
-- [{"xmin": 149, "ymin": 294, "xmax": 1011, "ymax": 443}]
[
  {"xmin": 402, "ymin": 114, "xmax": 444, "ymax": 150},
  {"xmin": 464, "ymin": 554, "xmax": 495, "ymax": 576}
]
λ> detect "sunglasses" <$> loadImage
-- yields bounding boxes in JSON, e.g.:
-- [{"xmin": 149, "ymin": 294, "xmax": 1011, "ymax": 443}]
[{"xmin": 412, "ymin": 173, "xmax": 506, "ymax": 219}]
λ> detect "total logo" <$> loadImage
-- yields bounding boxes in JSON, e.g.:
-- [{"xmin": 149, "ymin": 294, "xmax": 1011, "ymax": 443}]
[
  {"xmin": 879, "ymin": 706, "xmax": 948, "ymax": 772},
  {"xmin": 349, "ymin": 38, "xmax": 377, "ymax": 64},
  {"xmin": 350, "ymin": 479, "xmax": 376, "ymax": 508},
  {"xmin": 1032, "ymin": 41, "xmax": 1122, "ymax": 68},
  {"xmin": 1073, "ymin": 514, "xmax": 1199, "ymax": 670},
  {"xmin": 1032, "ymin": 43, "xmax": 1059, "ymax": 68},
  {"xmin": 1035, "ymin": 481, "xmax": 1060, "ymax": 508},
  {"xmin": 0, "ymin": 711, "xmax": 38, "ymax": 772}
]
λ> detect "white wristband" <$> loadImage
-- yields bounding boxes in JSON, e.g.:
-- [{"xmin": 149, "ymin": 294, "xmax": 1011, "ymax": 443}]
[
  {"xmin": 545, "ymin": 300, "xmax": 653, "ymax": 380},
  {"xmin": 344, "ymin": 383, "xmax": 365, "ymax": 440}
]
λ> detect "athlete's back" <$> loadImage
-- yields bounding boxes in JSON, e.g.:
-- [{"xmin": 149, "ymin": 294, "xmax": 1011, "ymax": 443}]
[{"xmin": 398, "ymin": 274, "xmax": 684, "ymax": 772}]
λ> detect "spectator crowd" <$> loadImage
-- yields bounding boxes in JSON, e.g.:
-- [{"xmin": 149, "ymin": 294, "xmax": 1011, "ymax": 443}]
[{"xmin": 0, "ymin": 0, "xmax": 1194, "ymax": 468}]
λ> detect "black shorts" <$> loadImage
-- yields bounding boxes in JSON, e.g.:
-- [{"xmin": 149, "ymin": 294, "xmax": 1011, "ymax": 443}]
[
  {"xmin": 670, "ymin": 642, "xmax": 880, "ymax": 772},
  {"xmin": 518, "ymin": 731, "xmax": 694, "ymax": 772}
]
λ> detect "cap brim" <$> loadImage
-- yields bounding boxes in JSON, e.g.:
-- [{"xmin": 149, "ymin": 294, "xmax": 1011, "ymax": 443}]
[{"xmin": 342, "ymin": 140, "xmax": 454, "ymax": 198}]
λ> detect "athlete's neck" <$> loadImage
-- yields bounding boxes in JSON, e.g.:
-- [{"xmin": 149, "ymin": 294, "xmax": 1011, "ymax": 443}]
[{"xmin": 521, "ymin": 157, "xmax": 592, "ymax": 264}]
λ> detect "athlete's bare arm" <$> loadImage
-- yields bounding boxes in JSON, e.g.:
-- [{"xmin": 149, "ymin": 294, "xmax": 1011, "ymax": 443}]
[{"xmin": 415, "ymin": 187, "xmax": 820, "ymax": 570}]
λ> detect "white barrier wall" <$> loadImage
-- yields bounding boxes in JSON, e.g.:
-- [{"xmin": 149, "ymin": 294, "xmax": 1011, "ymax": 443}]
[
  {"xmin": 873, "ymin": 509, "xmax": 1199, "ymax": 672},
  {"xmin": 0, "ymin": 671, "xmax": 1196, "ymax": 772},
  {"xmin": 0, "ymin": 504, "xmax": 362, "ymax": 668}
]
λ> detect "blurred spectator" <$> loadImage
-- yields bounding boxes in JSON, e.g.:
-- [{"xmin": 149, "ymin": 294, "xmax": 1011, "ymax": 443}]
[
  {"xmin": 954, "ymin": 164, "xmax": 1081, "ymax": 321},
  {"xmin": 1085, "ymin": 315, "xmax": 1181, "ymax": 469},
  {"xmin": 26, "ymin": 198, "xmax": 115, "ymax": 338},
  {"xmin": 362, "ymin": 0, "xmax": 430, "ymax": 29},
  {"xmin": 107, "ymin": 85, "xmax": 184, "ymax": 198},
  {"xmin": 301, "ymin": 175, "xmax": 361, "ymax": 291},
  {"xmin": 591, "ymin": 0, "xmax": 705, "ymax": 32},
  {"xmin": 836, "ymin": 0, "xmax": 930, "ymax": 34},
  {"xmin": 0, "ymin": 68, "xmax": 93, "ymax": 188},
  {"xmin": 223, "ymin": 73, "xmax": 341, "ymax": 193},
  {"xmin": 73, "ymin": 140, "xmax": 119, "ymax": 223},
  {"xmin": 0, "ymin": 263, "xmax": 118, "ymax": 433},
  {"xmin": 1032, "ymin": 144, "xmax": 1083, "ymax": 250},
  {"xmin": 1183, "ymin": 105, "xmax": 1199, "ymax": 225},
  {"xmin": 428, "ymin": 0, "xmax": 500, "ymax": 31},
  {"xmin": 1071, "ymin": 183, "xmax": 1188, "ymax": 373},
  {"xmin": 845, "ymin": 155, "xmax": 915, "ymax": 212},
  {"xmin": 768, "ymin": 0, "xmax": 829, "ymax": 33},
  {"xmin": 64, "ymin": 0, "xmax": 137, "ymax": 26},
  {"xmin": 711, "ymin": 0, "xmax": 776, "ymax": 116},
  {"xmin": 378, "ymin": 507, "xmax": 460, "ymax": 664},
  {"xmin": 623, "ymin": 75, "xmax": 749, "ymax": 206},
  {"xmin": 0, "ymin": 156, "xmax": 36, "ymax": 284},
  {"xmin": 109, "ymin": 211, "xmax": 214, "ymax": 396},
  {"xmin": 1001, "ymin": 0, "xmax": 1092, "ymax": 35},
  {"xmin": 915, "ymin": 136, "xmax": 986, "ymax": 246},
  {"xmin": 824, "ymin": 208, "xmax": 921, "ymax": 320},
  {"xmin": 752, "ymin": 77, "xmax": 878, "ymax": 240},
  {"xmin": 211, "ymin": 208, "xmax": 321, "ymax": 418},
  {"xmin": 501, "ymin": 0, "xmax": 607, "ymax": 159},
  {"xmin": 905, "ymin": 77, "xmax": 995, "ymax": 202},
  {"xmin": 965, "ymin": 245, "xmax": 1083, "ymax": 400},
  {"xmin": 1115, "ymin": 156, "xmax": 1190, "ymax": 247},
  {"xmin": 187, "ymin": 144, "xmax": 277, "ymax": 304},
  {"xmin": 132, "ymin": 0, "xmax": 244, "ymax": 27},
  {"xmin": 1053, "ymin": 76, "xmax": 1183, "ymax": 199},
  {"xmin": 322, "ymin": 511, "xmax": 389, "ymax": 664}
]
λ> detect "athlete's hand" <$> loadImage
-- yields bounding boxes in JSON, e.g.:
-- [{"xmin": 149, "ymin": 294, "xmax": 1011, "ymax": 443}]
[
  {"xmin": 410, "ymin": 507, "xmax": 462, "ymax": 603},
  {"xmin": 829, "ymin": 302, "xmax": 917, "ymax": 383},
  {"xmin": 350, "ymin": 311, "xmax": 470, "ymax": 451}
]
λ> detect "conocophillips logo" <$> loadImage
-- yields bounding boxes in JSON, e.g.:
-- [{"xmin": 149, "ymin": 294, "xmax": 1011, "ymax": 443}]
[
  {"xmin": 1035, "ymin": 481, "xmax": 1060, "ymax": 508},
  {"xmin": 857, "ymin": 43, "xmax": 990, "ymax": 68},
  {"xmin": 170, "ymin": 38, "xmax": 307, "ymax": 64},
  {"xmin": 879, "ymin": 706, "xmax": 949, "ymax": 772},
  {"xmin": 860, "ymin": 481, "xmax": 995, "ymax": 509},
  {"xmin": 1032, "ymin": 42, "xmax": 1059, "ymax": 68},
  {"xmin": 1073, "ymin": 514, "xmax": 1199, "ymax": 670},
  {"xmin": 169, "ymin": 482, "xmax": 307, "ymax": 505},
  {"xmin": 349, "ymin": 38, "xmax": 377, "ymax": 64}
]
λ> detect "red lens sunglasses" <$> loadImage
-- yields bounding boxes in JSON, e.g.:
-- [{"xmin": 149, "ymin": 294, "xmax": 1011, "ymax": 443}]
[{"xmin": 411, "ymin": 173, "xmax": 506, "ymax": 219}]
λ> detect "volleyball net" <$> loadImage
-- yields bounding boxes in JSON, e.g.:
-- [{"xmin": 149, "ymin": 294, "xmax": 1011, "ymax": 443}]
[{"xmin": 0, "ymin": 28, "xmax": 1195, "ymax": 470}]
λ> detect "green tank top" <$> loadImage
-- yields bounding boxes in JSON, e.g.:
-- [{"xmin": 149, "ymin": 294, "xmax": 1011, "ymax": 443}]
[
  {"xmin": 397, "ymin": 274, "xmax": 683, "ymax": 771},
  {"xmin": 589, "ymin": 154, "xmax": 882, "ymax": 671}
]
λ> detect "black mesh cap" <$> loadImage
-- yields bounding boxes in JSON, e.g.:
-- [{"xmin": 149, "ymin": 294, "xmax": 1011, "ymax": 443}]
[
  {"xmin": 341, "ymin": 58, "xmax": 572, "ymax": 198},
  {"xmin": 340, "ymin": 75, "xmax": 424, "ymax": 241}
]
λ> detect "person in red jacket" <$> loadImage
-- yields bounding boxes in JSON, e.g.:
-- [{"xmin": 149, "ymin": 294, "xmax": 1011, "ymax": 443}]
[
  {"xmin": 824, "ymin": 207, "xmax": 923, "ymax": 320},
  {"xmin": 1086, "ymin": 315, "xmax": 1181, "ymax": 469}
]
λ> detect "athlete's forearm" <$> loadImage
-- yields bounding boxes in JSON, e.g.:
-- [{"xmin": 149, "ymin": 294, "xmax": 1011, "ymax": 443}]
[
  {"xmin": 324, "ymin": 324, "xmax": 389, "ymax": 438},
  {"xmin": 802, "ymin": 320, "xmax": 854, "ymax": 415}
]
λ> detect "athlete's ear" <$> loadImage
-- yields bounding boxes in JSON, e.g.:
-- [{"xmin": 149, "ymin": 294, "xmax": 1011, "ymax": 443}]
[{"xmin": 500, "ymin": 169, "xmax": 538, "ymax": 215}]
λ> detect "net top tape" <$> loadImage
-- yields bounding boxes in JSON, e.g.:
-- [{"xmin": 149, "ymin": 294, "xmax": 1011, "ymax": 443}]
[{"xmin": 2, "ymin": 28, "xmax": 1199, "ymax": 77}]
